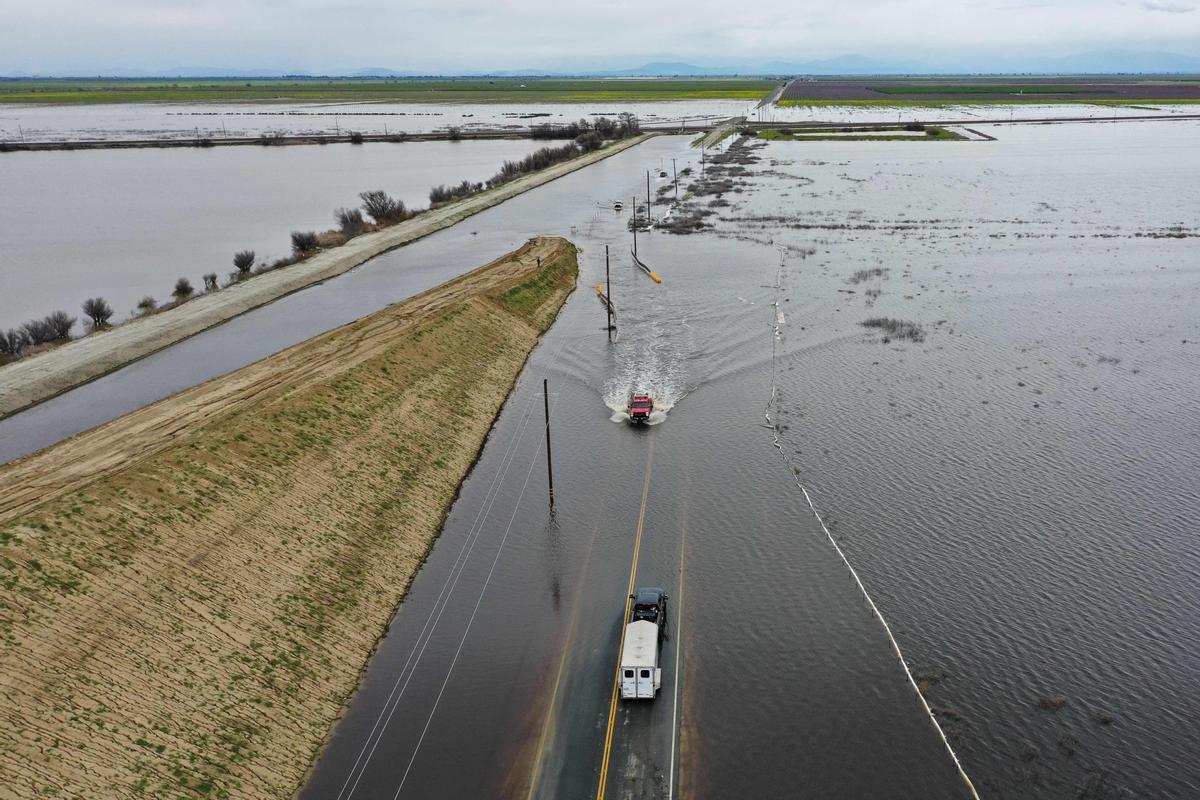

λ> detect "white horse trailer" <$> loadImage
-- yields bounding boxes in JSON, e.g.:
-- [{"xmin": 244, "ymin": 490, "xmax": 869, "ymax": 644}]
[{"xmin": 620, "ymin": 620, "xmax": 662, "ymax": 700}]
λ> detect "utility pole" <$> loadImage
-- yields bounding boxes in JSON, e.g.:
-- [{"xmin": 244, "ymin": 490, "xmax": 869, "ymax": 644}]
[
  {"xmin": 606, "ymin": 245, "xmax": 613, "ymax": 340},
  {"xmin": 543, "ymin": 379, "xmax": 554, "ymax": 507},
  {"xmin": 672, "ymin": 158, "xmax": 678, "ymax": 199},
  {"xmin": 646, "ymin": 171, "xmax": 651, "ymax": 215}
]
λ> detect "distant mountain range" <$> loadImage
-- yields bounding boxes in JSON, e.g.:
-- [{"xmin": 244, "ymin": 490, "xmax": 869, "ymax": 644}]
[{"xmin": 9, "ymin": 50, "xmax": 1200, "ymax": 79}]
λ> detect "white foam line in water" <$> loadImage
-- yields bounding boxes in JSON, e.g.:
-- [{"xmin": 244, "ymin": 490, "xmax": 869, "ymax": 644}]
[{"xmin": 763, "ymin": 254, "xmax": 980, "ymax": 800}]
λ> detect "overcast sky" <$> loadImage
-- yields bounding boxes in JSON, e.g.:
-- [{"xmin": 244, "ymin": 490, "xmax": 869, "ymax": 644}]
[{"xmin": 2, "ymin": 0, "xmax": 1199, "ymax": 74}]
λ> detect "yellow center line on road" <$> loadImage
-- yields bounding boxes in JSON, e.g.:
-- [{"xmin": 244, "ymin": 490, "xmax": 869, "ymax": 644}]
[{"xmin": 595, "ymin": 435, "xmax": 657, "ymax": 800}]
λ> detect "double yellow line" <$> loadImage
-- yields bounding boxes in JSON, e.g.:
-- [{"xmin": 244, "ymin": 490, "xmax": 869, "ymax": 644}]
[{"xmin": 595, "ymin": 436, "xmax": 656, "ymax": 800}]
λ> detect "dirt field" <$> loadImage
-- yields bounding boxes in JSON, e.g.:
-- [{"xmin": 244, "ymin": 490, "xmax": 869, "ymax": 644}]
[
  {"xmin": 0, "ymin": 237, "xmax": 577, "ymax": 799},
  {"xmin": 0, "ymin": 135, "xmax": 646, "ymax": 421}
]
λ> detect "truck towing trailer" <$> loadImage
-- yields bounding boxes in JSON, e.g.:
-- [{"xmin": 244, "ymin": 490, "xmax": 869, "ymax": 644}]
[{"xmin": 620, "ymin": 587, "xmax": 667, "ymax": 700}]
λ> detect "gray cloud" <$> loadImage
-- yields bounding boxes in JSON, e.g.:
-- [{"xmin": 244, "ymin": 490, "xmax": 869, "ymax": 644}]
[
  {"xmin": 1141, "ymin": 0, "xmax": 1195, "ymax": 11},
  {"xmin": 2, "ymin": 0, "xmax": 1199, "ymax": 74}
]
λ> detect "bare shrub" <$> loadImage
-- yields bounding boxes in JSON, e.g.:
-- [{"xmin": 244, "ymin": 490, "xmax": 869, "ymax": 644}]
[
  {"xmin": 290, "ymin": 230, "xmax": 319, "ymax": 255},
  {"xmin": 861, "ymin": 317, "xmax": 925, "ymax": 343},
  {"xmin": 137, "ymin": 296, "xmax": 158, "ymax": 315},
  {"xmin": 446, "ymin": 126, "xmax": 462, "ymax": 141},
  {"xmin": 359, "ymin": 190, "xmax": 408, "ymax": 225},
  {"xmin": 575, "ymin": 130, "xmax": 604, "ymax": 152},
  {"xmin": 21, "ymin": 318, "xmax": 53, "ymax": 345},
  {"xmin": 348, "ymin": 131, "xmax": 365, "ymax": 144},
  {"xmin": 81, "ymin": 297, "xmax": 114, "ymax": 328},
  {"xmin": 1, "ymin": 328, "xmax": 27, "ymax": 357},
  {"xmin": 46, "ymin": 310, "xmax": 76, "ymax": 339},
  {"xmin": 335, "ymin": 207, "xmax": 364, "ymax": 236},
  {"xmin": 848, "ymin": 267, "xmax": 887, "ymax": 284},
  {"xmin": 203, "ymin": 272, "xmax": 219, "ymax": 291},
  {"xmin": 172, "ymin": 277, "xmax": 194, "ymax": 301},
  {"xmin": 429, "ymin": 180, "xmax": 483, "ymax": 206},
  {"xmin": 233, "ymin": 249, "xmax": 255, "ymax": 276},
  {"xmin": 1037, "ymin": 695, "xmax": 1067, "ymax": 712}
]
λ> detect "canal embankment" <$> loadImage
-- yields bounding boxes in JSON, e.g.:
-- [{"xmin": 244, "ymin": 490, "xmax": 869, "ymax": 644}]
[
  {"xmin": 0, "ymin": 236, "xmax": 577, "ymax": 800},
  {"xmin": 0, "ymin": 134, "xmax": 650, "ymax": 421}
]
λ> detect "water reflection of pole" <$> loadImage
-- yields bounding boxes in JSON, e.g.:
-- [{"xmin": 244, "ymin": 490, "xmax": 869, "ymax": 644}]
[
  {"xmin": 606, "ymin": 245, "xmax": 613, "ymax": 340},
  {"xmin": 544, "ymin": 378, "xmax": 554, "ymax": 508},
  {"xmin": 632, "ymin": 196, "xmax": 637, "ymax": 257}
]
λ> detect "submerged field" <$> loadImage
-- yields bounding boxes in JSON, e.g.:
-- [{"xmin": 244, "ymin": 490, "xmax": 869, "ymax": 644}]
[
  {"xmin": 0, "ymin": 77, "xmax": 778, "ymax": 105},
  {"xmin": 662, "ymin": 124, "xmax": 1200, "ymax": 798},
  {"xmin": 0, "ymin": 238, "xmax": 577, "ymax": 800},
  {"xmin": 778, "ymin": 76, "xmax": 1200, "ymax": 105}
]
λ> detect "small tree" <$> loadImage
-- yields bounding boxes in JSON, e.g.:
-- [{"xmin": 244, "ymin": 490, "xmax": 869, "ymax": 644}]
[
  {"xmin": 81, "ymin": 297, "xmax": 114, "ymax": 328},
  {"xmin": 233, "ymin": 249, "xmax": 255, "ymax": 276},
  {"xmin": 446, "ymin": 126, "xmax": 462, "ymax": 141},
  {"xmin": 575, "ymin": 130, "xmax": 604, "ymax": 152},
  {"xmin": 336, "ymin": 207, "xmax": 364, "ymax": 236},
  {"xmin": 21, "ymin": 318, "xmax": 53, "ymax": 345},
  {"xmin": 348, "ymin": 131, "xmax": 365, "ymax": 144},
  {"xmin": 0, "ymin": 328, "xmax": 26, "ymax": 357},
  {"xmin": 173, "ymin": 277, "xmax": 193, "ymax": 302},
  {"xmin": 203, "ymin": 272, "xmax": 219, "ymax": 291},
  {"xmin": 359, "ymin": 190, "xmax": 407, "ymax": 225},
  {"xmin": 137, "ymin": 296, "xmax": 158, "ymax": 315},
  {"xmin": 44, "ymin": 310, "xmax": 76, "ymax": 340},
  {"xmin": 290, "ymin": 230, "xmax": 319, "ymax": 255}
]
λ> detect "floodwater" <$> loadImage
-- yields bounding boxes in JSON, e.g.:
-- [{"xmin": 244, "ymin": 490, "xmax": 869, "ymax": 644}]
[
  {"xmin": 3, "ymin": 120, "xmax": 1198, "ymax": 798},
  {"xmin": 693, "ymin": 122, "xmax": 1200, "ymax": 798},
  {"xmin": 755, "ymin": 101, "xmax": 1200, "ymax": 126},
  {"xmin": 0, "ymin": 99, "xmax": 756, "ymax": 142},
  {"xmin": 0, "ymin": 139, "xmax": 544, "ymax": 330}
]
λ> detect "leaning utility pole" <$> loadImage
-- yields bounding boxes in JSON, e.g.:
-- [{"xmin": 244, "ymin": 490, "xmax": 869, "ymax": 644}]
[
  {"xmin": 672, "ymin": 158, "xmax": 678, "ymax": 199},
  {"xmin": 543, "ymin": 378, "xmax": 554, "ymax": 507},
  {"xmin": 646, "ymin": 171, "xmax": 651, "ymax": 214}
]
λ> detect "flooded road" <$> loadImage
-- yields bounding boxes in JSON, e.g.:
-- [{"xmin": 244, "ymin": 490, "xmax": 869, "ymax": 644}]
[
  {"xmin": 0, "ymin": 139, "xmax": 544, "ymax": 329},
  {"xmin": 5, "ymin": 120, "xmax": 1197, "ymax": 798},
  {"xmin": 297, "ymin": 167, "xmax": 969, "ymax": 799}
]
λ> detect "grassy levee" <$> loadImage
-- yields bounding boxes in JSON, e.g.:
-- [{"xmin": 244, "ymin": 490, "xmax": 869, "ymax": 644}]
[{"xmin": 0, "ymin": 237, "xmax": 577, "ymax": 800}]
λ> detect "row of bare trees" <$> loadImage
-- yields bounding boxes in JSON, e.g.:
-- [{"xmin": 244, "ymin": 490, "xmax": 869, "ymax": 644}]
[
  {"xmin": 0, "ymin": 299, "xmax": 116, "ymax": 359},
  {"xmin": 530, "ymin": 114, "xmax": 641, "ymax": 141}
]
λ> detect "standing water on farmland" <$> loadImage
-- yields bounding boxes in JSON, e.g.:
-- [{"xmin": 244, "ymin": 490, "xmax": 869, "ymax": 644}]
[{"xmin": 0, "ymin": 139, "xmax": 546, "ymax": 329}]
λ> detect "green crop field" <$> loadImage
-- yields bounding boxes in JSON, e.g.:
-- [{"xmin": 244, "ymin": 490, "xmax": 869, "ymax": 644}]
[{"xmin": 0, "ymin": 77, "xmax": 779, "ymax": 105}]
